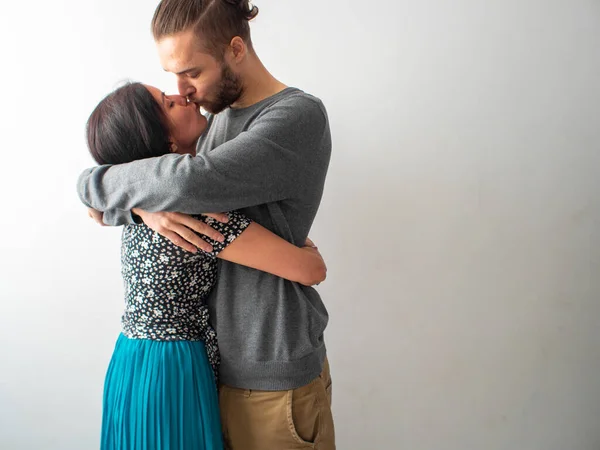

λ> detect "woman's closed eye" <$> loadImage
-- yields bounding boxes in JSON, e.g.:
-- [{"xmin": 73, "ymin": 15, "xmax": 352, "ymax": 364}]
[
  {"xmin": 164, "ymin": 95, "xmax": 175, "ymax": 108},
  {"xmin": 161, "ymin": 92, "xmax": 176, "ymax": 108}
]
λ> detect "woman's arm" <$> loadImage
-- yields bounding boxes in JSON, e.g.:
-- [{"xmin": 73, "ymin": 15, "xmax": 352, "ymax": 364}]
[
  {"xmin": 217, "ymin": 222, "xmax": 327, "ymax": 286},
  {"xmin": 135, "ymin": 209, "xmax": 327, "ymax": 286}
]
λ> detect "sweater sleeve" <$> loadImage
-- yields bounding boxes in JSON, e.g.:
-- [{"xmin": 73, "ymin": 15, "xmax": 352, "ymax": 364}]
[{"xmin": 77, "ymin": 95, "xmax": 330, "ymax": 225}]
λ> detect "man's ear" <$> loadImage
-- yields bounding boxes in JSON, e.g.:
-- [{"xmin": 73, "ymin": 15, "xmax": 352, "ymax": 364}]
[{"xmin": 229, "ymin": 36, "xmax": 247, "ymax": 62}]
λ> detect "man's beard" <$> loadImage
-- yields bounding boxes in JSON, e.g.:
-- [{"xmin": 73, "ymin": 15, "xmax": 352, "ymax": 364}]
[{"xmin": 204, "ymin": 63, "xmax": 243, "ymax": 114}]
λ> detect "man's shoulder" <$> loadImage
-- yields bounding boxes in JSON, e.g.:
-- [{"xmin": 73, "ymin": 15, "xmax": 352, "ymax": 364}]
[
  {"xmin": 203, "ymin": 88, "xmax": 329, "ymax": 140},
  {"xmin": 272, "ymin": 87, "xmax": 327, "ymax": 113},
  {"xmin": 255, "ymin": 88, "xmax": 329, "ymax": 130}
]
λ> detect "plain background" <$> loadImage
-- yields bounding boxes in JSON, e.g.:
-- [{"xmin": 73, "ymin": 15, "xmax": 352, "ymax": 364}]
[{"xmin": 1, "ymin": 1, "xmax": 599, "ymax": 449}]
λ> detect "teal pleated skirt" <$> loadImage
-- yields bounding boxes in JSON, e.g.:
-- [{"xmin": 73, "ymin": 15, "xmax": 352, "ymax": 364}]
[{"xmin": 101, "ymin": 333, "xmax": 224, "ymax": 450}]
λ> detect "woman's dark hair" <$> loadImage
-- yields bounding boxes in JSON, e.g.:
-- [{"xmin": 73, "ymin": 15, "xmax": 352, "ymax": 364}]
[{"xmin": 86, "ymin": 82, "xmax": 171, "ymax": 165}]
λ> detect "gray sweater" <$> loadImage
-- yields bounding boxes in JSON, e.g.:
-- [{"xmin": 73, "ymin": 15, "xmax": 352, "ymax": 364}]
[{"xmin": 77, "ymin": 87, "xmax": 332, "ymax": 390}]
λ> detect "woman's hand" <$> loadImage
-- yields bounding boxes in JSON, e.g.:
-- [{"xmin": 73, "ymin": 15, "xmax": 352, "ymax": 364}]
[
  {"xmin": 132, "ymin": 209, "xmax": 229, "ymax": 253},
  {"xmin": 304, "ymin": 237, "xmax": 318, "ymax": 249},
  {"xmin": 300, "ymin": 238, "xmax": 327, "ymax": 286}
]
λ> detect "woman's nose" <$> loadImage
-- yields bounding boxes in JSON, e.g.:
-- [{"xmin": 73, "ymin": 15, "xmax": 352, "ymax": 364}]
[{"xmin": 169, "ymin": 95, "xmax": 189, "ymax": 106}]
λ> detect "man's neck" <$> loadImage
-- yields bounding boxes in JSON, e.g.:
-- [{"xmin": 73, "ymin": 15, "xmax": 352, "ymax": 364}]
[{"xmin": 231, "ymin": 56, "xmax": 288, "ymax": 109}]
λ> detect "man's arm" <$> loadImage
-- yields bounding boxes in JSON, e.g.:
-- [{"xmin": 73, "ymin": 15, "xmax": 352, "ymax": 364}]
[{"xmin": 77, "ymin": 95, "xmax": 330, "ymax": 223}]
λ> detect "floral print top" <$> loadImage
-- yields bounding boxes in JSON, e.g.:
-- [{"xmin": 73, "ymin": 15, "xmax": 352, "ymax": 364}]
[{"xmin": 119, "ymin": 211, "xmax": 251, "ymax": 377}]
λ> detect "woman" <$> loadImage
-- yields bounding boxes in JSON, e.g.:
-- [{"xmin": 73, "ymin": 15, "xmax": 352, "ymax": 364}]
[{"xmin": 86, "ymin": 82, "xmax": 326, "ymax": 450}]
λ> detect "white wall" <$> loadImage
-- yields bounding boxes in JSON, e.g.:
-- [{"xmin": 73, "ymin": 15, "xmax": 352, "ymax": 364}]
[{"xmin": 1, "ymin": 1, "xmax": 599, "ymax": 449}]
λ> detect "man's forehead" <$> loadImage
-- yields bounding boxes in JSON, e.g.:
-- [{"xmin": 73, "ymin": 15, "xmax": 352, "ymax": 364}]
[{"xmin": 156, "ymin": 32, "xmax": 212, "ymax": 72}]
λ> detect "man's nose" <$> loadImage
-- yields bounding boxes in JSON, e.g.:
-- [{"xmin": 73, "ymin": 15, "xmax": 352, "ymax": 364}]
[{"xmin": 177, "ymin": 79, "xmax": 195, "ymax": 98}]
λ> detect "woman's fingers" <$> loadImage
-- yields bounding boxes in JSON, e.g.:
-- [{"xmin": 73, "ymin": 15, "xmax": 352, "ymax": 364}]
[{"xmin": 305, "ymin": 237, "xmax": 317, "ymax": 248}]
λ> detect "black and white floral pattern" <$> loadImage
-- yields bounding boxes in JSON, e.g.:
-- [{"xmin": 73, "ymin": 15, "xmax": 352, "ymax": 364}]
[{"xmin": 119, "ymin": 211, "xmax": 251, "ymax": 379}]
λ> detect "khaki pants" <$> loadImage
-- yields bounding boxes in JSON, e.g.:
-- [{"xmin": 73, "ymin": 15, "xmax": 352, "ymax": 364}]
[{"xmin": 219, "ymin": 358, "xmax": 335, "ymax": 450}]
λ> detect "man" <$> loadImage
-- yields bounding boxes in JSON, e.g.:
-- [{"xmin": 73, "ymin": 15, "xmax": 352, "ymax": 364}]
[{"xmin": 79, "ymin": 0, "xmax": 334, "ymax": 448}]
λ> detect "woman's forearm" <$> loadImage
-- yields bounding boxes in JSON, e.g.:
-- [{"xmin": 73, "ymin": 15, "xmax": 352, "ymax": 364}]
[{"xmin": 217, "ymin": 222, "xmax": 326, "ymax": 286}]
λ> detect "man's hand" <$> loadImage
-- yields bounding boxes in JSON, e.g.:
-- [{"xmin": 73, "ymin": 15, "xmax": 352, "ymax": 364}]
[
  {"xmin": 132, "ymin": 209, "xmax": 228, "ymax": 253},
  {"xmin": 88, "ymin": 208, "xmax": 105, "ymax": 226}
]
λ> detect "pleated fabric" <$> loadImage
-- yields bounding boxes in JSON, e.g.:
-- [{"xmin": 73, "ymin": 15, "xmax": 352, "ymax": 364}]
[{"xmin": 101, "ymin": 334, "xmax": 223, "ymax": 450}]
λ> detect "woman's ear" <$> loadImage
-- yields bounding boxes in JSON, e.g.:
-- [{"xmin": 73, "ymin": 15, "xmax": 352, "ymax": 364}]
[{"xmin": 170, "ymin": 142, "xmax": 179, "ymax": 153}]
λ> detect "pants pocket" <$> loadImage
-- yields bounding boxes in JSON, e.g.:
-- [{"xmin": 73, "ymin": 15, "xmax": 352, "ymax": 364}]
[{"xmin": 286, "ymin": 380, "xmax": 320, "ymax": 447}]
